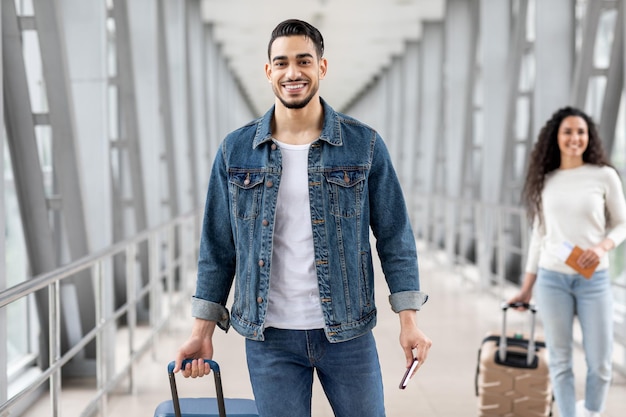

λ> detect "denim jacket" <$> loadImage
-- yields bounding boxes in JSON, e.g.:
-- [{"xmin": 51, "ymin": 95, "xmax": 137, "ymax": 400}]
[{"xmin": 192, "ymin": 98, "xmax": 427, "ymax": 342}]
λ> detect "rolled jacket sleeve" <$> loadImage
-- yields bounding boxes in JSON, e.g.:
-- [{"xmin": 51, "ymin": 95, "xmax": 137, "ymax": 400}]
[
  {"xmin": 191, "ymin": 296, "xmax": 231, "ymax": 332},
  {"xmin": 389, "ymin": 290, "xmax": 429, "ymax": 313}
]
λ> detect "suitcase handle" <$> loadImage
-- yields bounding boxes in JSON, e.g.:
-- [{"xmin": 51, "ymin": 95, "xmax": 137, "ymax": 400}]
[
  {"xmin": 502, "ymin": 301, "xmax": 536, "ymax": 312},
  {"xmin": 167, "ymin": 359, "xmax": 226, "ymax": 417},
  {"xmin": 499, "ymin": 302, "xmax": 537, "ymax": 366},
  {"xmin": 168, "ymin": 359, "xmax": 221, "ymax": 374}
]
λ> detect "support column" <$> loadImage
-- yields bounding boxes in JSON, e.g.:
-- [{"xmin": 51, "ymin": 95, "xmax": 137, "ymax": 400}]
[
  {"xmin": 478, "ymin": 0, "xmax": 510, "ymax": 287},
  {"xmin": 127, "ymin": 0, "xmax": 162, "ymax": 228},
  {"xmin": 417, "ymin": 21, "xmax": 444, "ymax": 242},
  {"xmin": 0, "ymin": 1, "xmax": 7, "ymax": 406},
  {"xmin": 157, "ymin": 0, "xmax": 180, "ymax": 218},
  {"xmin": 480, "ymin": 0, "xmax": 509, "ymax": 204},
  {"xmin": 570, "ymin": 0, "xmax": 622, "ymax": 152},
  {"xmin": 400, "ymin": 41, "xmax": 420, "ymax": 198},
  {"xmin": 58, "ymin": 0, "xmax": 111, "ymax": 371},
  {"xmin": 444, "ymin": 0, "xmax": 478, "ymax": 261},
  {"xmin": 387, "ymin": 56, "xmax": 404, "ymax": 171},
  {"xmin": 534, "ymin": 0, "xmax": 575, "ymax": 138},
  {"xmin": 500, "ymin": 0, "xmax": 530, "ymax": 203},
  {"xmin": 599, "ymin": 1, "xmax": 624, "ymax": 153},
  {"xmin": 184, "ymin": 0, "xmax": 200, "ymax": 206},
  {"xmin": 570, "ymin": 0, "xmax": 603, "ymax": 109},
  {"xmin": 3, "ymin": 0, "xmax": 58, "ymax": 368},
  {"xmin": 457, "ymin": 0, "xmax": 480, "ymax": 266},
  {"xmin": 204, "ymin": 23, "xmax": 221, "ymax": 178},
  {"xmin": 110, "ymin": 0, "xmax": 151, "ymax": 318}
]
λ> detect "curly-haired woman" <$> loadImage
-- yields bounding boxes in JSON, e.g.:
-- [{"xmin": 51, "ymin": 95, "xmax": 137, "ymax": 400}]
[{"xmin": 509, "ymin": 106, "xmax": 626, "ymax": 417}]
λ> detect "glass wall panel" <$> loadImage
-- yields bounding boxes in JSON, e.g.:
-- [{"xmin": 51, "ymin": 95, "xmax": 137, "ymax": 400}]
[
  {"xmin": 5, "ymin": 0, "xmax": 49, "ymax": 383},
  {"xmin": 3, "ymin": 128, "xmax": 38, "ymax": 377},
  {"xmin": 585, "ymin": 76, "xmax": 606, "ymax": 120},
  {"xmin": 594, "ymin": 9, "xmax": 617, "ymax": 69}
]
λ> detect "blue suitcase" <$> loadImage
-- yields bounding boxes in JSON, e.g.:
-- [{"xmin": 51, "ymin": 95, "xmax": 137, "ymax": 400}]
[{"xmin": 153, "ymin": 359, "xmax": 259, "ymax": 417}]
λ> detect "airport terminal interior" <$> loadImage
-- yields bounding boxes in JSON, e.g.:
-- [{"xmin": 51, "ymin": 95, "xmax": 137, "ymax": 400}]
[{"xmin": 1, "ymin": 0, "xmax": 626, "ymax": 416}]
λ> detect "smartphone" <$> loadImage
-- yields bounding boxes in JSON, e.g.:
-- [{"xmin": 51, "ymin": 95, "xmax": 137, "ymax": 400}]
[{"xmin": 399, "ymin": 358, "xmax": 419, "ymax": 389}]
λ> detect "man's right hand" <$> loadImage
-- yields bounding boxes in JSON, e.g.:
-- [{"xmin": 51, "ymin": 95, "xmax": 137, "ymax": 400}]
[{"xmin": 173, "ymin": 319, "xmax": 216, "ymax": 378}]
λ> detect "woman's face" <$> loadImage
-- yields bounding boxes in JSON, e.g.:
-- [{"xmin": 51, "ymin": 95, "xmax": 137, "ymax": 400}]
[{"xmin": 557, "ymin": 115, "xmax": 589, "ymax": 161}]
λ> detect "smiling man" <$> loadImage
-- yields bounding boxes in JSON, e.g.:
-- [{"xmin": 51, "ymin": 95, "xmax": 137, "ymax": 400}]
[
  {"xmin": 268, "ymin": 36, "xmax": 323, "ymax": 110},
  {"xmin": 174, "ymin": 19, "xmax": 431, "ymax": 417}
]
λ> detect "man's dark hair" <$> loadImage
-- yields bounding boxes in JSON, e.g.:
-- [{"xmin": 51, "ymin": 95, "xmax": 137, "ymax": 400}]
[{"xmin": 267, "ymin": 19, "xmax": 324, "ymax": 60}]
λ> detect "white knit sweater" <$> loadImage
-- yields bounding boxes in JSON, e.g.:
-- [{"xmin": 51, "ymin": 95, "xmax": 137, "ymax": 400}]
[{"xmin": 525, "ymin": 164, "xmax": 626, "ymax": 274}]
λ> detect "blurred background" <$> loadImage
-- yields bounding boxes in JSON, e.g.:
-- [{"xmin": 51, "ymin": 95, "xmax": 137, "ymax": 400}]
[{"xmin": 1, "ymin": 0, "xmax": 626, "ymax": 415}]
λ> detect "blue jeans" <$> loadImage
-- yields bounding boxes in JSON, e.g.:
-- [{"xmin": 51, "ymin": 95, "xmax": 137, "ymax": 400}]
[
  {"xmin": 535, "ymin": 268, "xmax": 613, "ymax": 417},
  {"xmin": 245, "ymin": 328, "xmax": 385, "ymax": 417}
]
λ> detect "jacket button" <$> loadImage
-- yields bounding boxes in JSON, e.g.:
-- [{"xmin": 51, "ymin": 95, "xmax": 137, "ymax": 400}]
[
  {"xmin": 266, "ymin": 180, "xmax": 273, "ymax": 188},
  {"xmin": 262, "ymin": 219, "xmax": 269, "ymax": 226},
  {"xmin": 271, "ymin": 143, "xmax": 277, "ymax": 150},
  {"xmin": 258, "ymin": 259, "xmax": 265, "ymax": 267},
  {"xmin": 256, "ymin": 297, "xmax": 263, "ymax": 303}
]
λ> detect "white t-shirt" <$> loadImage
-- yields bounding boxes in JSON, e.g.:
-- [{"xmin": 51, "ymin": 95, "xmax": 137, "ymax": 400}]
[
  {"xmin": 265, "ymin": 140, "xmax": 325, "ymax": 329},
  {"xmin": 525, "ymin": 164, "xmax": 626, "ymax": 274}
]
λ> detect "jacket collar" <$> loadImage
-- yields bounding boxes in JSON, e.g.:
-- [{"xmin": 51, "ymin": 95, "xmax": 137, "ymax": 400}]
[{"xmin": 252, "ymin": 97, "xmax": 342, "ymax": 149}]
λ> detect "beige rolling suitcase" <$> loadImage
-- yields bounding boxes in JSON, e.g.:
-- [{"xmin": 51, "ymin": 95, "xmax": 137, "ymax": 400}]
[{"xmin": 475, "ymin": 302, "xmax": 552, "ymax": 416}]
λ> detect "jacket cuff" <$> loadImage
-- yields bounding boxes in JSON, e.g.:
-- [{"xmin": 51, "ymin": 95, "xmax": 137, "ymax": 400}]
[
  {"xmin": 389, "ymin": 291, "xmax": 429, "ymax": 313},
  {"xmin": 191, "ymin": 297, "xmax": 230, "ymax": 332}
]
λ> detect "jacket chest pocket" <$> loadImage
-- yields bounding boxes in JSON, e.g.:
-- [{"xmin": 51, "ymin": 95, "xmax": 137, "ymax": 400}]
[
  {"xmin": 229, "ymin": 172, "xmax": 265, "ymax": 219},
  {"xmin": 324, "ymin": 169, "xmax": 366, "ymax": 218}
]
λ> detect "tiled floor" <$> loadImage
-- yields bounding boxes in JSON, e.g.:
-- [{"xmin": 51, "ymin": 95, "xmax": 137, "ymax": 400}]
[{"xmin": 21, "ymin": 245, "xmax": 626, "ymax": 416}]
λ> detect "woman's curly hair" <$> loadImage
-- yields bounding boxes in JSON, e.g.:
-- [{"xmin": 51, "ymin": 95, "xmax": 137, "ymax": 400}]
[{"xmin": 522, "ymin": 106, "xmax": 613, "ymax": 223}]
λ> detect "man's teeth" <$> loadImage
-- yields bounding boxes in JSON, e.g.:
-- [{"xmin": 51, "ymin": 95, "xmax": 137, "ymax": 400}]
[{"xmin": 285, "ymin": 84, "xmax": 305, "ymax": 90}]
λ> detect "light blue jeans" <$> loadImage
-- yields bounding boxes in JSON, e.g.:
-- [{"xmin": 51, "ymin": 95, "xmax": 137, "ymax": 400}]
[
  {"xmin": 245, "ymin": 328, "xmax": 385, "ymax": 417},
  {"xmin": 535, "ymin": 268, "xmax": 613, "ymax": 417}
]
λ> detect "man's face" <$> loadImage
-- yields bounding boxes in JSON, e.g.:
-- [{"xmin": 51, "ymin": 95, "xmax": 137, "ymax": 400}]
[{"xmin": 265, "ymin": 35, "xmax": 327, "ymax": 109}]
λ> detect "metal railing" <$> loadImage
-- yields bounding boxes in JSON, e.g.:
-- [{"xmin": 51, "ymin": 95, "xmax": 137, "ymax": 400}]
[{"xmin": 0, "ymin": 210, "xmax": 201, "ymax": 417}]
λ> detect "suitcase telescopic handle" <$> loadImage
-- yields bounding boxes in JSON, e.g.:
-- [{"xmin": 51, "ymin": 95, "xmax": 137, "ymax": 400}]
[
  {"xmin": 167, "ymin": 359, "xmax": 227, "ymax": 417},
  {"xmin": 503, "ymin": 301, "xmax": 536, "ymax": 312},
  {"xmin": 499, "ymin": 302, "xmax": 537, "ymax": 366}
]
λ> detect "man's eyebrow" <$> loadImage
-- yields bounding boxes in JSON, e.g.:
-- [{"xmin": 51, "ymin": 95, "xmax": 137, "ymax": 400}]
[{"xmin": 272, "ymin": 53, "xmax": 314, "ymax": 62}]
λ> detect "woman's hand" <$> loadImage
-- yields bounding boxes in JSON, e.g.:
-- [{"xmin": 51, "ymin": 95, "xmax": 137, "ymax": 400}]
[
  {"xmin": 580, "ymin": 239, "xmax": 613, "ymax": 269},
  {"xmin": 507, "ymin": 272, "xmax": 536, "ymax": 310},
  {"xmin": 578, "ymin": 247, "xmax": 603, "ymax": 269}
]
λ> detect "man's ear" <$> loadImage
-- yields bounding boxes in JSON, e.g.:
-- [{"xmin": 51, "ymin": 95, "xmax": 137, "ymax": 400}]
[
  {"xmin": 265, "ymin": 62, "xmax": 272, "ymax": 82},
  {"xmin": 319, "ymin": 57, "xmax": 328, "ymax": 80}
]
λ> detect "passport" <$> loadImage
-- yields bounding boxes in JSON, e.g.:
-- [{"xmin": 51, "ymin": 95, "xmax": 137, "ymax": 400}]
[{"xmin": 564, "ymin": 244, "xmax": 598, "ymax": 279}]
